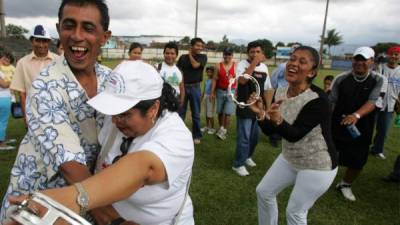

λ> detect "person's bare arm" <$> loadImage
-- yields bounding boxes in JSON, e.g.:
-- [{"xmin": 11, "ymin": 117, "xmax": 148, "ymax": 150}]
[
  {"xmin": 264, "ymin": 89, "xmax": 274, "ymax": 110},
  {"xmin": 341, "ymin": 101, "xmax": 376, "ymax": 125},
  {"xmin": 41, "ymin": 151, "xmax": 167, "ymax": 213},
  {"xmin": 238, "ymin": 54, "xmax": 266, "ymax": 85},
  {"xmin": 188, "ymin": 48, "xmax": 201, "ymax": 69},
  {"xmin": 0, "ymin": 78, "xmax": 10, "ymax": 88}
]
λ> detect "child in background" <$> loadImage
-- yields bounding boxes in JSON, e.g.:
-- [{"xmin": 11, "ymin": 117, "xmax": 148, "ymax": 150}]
[
  {"xmin": 201, "ymin": 67, "xmax": 216, "ymax": 134},
  {"xmin": 128, "ymin": 42, "xmax": 143, "ymax": 61},
  {"xmin": 323, "ymin": 75, "xmax": 334, "ymax": 95}
]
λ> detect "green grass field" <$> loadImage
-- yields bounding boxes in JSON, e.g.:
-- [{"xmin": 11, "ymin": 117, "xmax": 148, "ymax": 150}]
[{"xmin": 0, "ymin": 60, "xmax": 399, "ymax": 225}]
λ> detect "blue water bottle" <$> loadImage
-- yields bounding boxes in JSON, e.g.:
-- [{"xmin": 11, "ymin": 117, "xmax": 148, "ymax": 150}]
[{"xmin": 346, "ymin": 124, "xmax": 361, "ymax": 139}]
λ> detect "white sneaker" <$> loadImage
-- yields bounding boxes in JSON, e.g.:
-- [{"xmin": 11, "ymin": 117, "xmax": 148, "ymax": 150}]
[
  {"xmin": 0, "ymin": 145, "xmax": 15, "ymax": 151},
  {"xmin": 216, "ymin": 127, "xmax": 227, "ymax": 140},
  {"xmin": 5, "ymin": 139, "xmax": 17, "ymax": 144},
  {"xmin": 207, "ymin": 128, "xmax": 216, "ymax": 134},
  {"xmin": 245, "ymin": 158, "xmax": 257, "ymax": 167},
  {"xmin": 200, "ymin": 127, "xmax": 208, "ymax": 133},
  {"xmin": 377, "ymin": 153, "xmax": 386, "ymax": 159},
  {"xmin": 232, "ymin": 166, "xmax": 249, "ymax": 176},
  {"xmin": 336, "ymin": 183, "xmax": 356, "ymax": 201},
  {"xmin": 193, "ymin": 139, "xmax": 201, "ymax": 145}
]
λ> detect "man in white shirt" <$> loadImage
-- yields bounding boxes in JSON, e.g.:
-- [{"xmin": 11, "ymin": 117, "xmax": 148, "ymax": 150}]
[
  {"xmin": 371, "ymin": 46, "xmax": 400, "ymax": 159},
  {"xmin": 10, "ymin": 25, "xmax": 58, "ymax": 122},
  {"xmin": 232, "ymin": 41, "xmax": 274, "ymax": 176}
]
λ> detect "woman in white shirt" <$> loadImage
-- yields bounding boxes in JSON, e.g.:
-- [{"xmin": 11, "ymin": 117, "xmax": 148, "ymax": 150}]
[{"xmin": 7, "ymin": 61, "xmax": 194, "ymax": 225}]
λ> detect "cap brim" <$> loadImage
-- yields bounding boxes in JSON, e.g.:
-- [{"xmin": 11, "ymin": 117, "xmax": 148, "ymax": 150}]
[
  {"xmin": 31, "ymin": 35, "xmax": 51, "ymax": 40},
  {"xmin": 353, "ymin": 54, "xmax": 370, "ymax": 59},
  {"xmin": 87, "ymin": 91, "xmax": 140, "ymax": 115}
]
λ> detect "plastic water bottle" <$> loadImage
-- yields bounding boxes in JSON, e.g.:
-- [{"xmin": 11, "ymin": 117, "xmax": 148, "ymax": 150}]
[{"xmin": 347, "ymin": 124, "xmax": 361, "ymax": 139}]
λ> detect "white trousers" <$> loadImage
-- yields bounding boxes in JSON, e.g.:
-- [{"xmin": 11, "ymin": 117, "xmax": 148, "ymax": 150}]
[{"xmin": 256, "ymin": 154, "xmax": 337, "ymax": 225}]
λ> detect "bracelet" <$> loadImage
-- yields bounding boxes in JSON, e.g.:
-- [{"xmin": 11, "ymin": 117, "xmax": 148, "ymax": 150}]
[
  {"xmin": 256, "ymin": 111, "xmax": 266, "ymax": 121},
  {"xmin": 108, "ymin": 217, "xmax": 126, "ymax": 225}
]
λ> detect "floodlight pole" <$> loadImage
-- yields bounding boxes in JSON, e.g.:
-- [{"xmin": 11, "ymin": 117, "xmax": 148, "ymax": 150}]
[
  {"xmin": 194, "ymin": 0, "xmax": 199, "ymax": 37},
  {"xmin": 0, "ymin": 0, "xmax": 6, "ymax": 38},
  {"xmin": 319, "ymin": 0, "xmax": 330, "ymax": 68}
]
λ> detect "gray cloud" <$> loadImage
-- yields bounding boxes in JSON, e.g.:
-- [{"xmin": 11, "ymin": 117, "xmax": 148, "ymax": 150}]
[{"xmin": 3, "ymin": 0, "xmax": 399, "ymax": 46}]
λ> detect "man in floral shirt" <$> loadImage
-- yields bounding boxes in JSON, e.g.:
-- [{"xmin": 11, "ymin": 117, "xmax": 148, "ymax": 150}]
[{"xmin": 0, "ymin": 0, "xmax": 112, "ymax": 223}]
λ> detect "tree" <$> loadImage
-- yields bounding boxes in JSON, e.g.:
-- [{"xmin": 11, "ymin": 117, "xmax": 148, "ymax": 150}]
[
  {"xmin": 205, "ymin": 40, "xmax": 217, "ymax": 50},
  {"xmin": 372, "ymin": 42, "xmax": 399, "ymax": 55},
  {"xmin": 6, "ymin": 24, "xmax": 28, "ymax": 39},
  {"xmin": 324, "ymin": 29, "xmax": 343, "ymax": 55},
  {"xmin": 275, "ymin": 41, "xmax": 285, "ymax": 47},
  {"xmin": 255, "ymin": 39, "xmax": 274, "ymax": 58},
  {"xmin": 287, "ymin": 42, "xmax": 302, "ymax": 47},
  {"xmin": 179, "ymin": 36, "xmax": 191, "ymax": 45}
]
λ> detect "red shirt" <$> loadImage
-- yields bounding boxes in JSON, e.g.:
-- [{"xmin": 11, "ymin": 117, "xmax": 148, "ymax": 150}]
[{"xmin": 217, "ymin": 62, "xmax": 236, "ymax": 90}]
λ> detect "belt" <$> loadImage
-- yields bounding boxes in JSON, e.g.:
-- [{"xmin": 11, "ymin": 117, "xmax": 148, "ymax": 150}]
[{"xmin": 184, "ymin": 82, "xmax": 200, "ymax": 87}]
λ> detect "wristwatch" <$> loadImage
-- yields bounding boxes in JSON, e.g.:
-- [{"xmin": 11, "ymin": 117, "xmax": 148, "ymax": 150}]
[
  {"xmin": 352, "ymin": 113, "xmax": 361, "ymax": 119},
  {"xmin": 74, "ymin": 182, "xmax": 89, "ymax": 217}
]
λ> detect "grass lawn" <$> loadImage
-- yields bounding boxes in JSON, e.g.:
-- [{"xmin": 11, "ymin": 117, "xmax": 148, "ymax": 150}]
[{"xmin": 0, "ymin": 60, "xmax": 399, "ymax": 225}]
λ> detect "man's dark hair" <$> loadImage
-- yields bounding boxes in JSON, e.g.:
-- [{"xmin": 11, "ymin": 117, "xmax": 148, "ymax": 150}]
[
  {"xmin": 324, "ymin": 75, "xmax": 334, "ymax": 82},
  {"xmin": 129, "ymin": 42, "xmax": 143, "ymax": 53},
  {"xmin": 163, "ymin": 42, "xmax": 179, "ymax": 55},
  {"xmin": 190, "ymin": 37, "xmax": 205, "ymax": 46},
  {"xmin": 206, "ymin": 66, "xmax": 215, "ymax": 73},
  {"xmin": 247, "ymin": 41, "xmax": 263, "ymax": 53},
  {"xmin": 58, "ymin": 0, "xmax": 110, "ymax": 31}
]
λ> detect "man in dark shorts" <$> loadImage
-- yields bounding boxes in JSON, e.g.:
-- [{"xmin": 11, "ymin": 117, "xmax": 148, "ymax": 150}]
[{"xmin": 330, "ymin": 46, "xmax": 384, "ymax": 201}]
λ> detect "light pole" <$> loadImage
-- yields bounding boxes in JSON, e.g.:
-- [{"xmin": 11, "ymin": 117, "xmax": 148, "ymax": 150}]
[
  {"xmin": 0, "ymin": 0, "xmax": 6, "ymax": 38},
  {"xmin": 319, "ymin": 0, "xmax": 330, "ymax": 68},
  {"xmin": 194, "ymin": 0, "xmax": 198, "ymax": 37}
]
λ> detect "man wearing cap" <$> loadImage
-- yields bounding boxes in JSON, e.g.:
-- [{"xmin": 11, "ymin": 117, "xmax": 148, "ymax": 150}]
[
  {"xmin": 177, "ymin": 37, "xmax": 207, "ymax": 144},
  {"xmin": 371, "ymin": 46, "xmax": 400, "ymax": 159},
  {"xmin": 330, "ymin": 46, "xmax": 384, "ymax": 201},
  {"xmin": 211, "ymin": 47, "xmax": 236, "ymax": 140},
  {"xmin": 0, "ymin": 0, "xmax": 112, "ymax": 223},
  {"xmin": 10, "ymin": 24, "xmax": 59, "ymax": 122}
]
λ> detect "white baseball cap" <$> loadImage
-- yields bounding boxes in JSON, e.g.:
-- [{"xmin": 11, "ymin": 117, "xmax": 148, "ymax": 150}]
[
  {"xmin": 30, "ymin": 25, "xmax": 51, "ymax": 40},
  {"xmin": 88, "ymin": 61, "xmax": 164, "ymax": 115},
  {"xmin": 353, "ymin": 46, "xmax": 375, "ymax": 59}
]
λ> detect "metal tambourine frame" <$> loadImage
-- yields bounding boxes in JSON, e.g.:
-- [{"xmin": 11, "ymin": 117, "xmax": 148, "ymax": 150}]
[
  {"xmin": 11, "ymin": 192, "xmax": 90, "ymax": 225},
  {"xmin": 227, "ymin": 73, "xmax": 260, "ymax": 108}
]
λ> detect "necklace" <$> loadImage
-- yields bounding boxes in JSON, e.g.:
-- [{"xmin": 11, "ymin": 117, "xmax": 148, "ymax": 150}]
[
  {"xmin": 352, "ymin": 73, "xmax": 369, "ymax": 83},
  {"xmin": 287, "ymin": 86, "xmax": 308, "ymax": 98}
]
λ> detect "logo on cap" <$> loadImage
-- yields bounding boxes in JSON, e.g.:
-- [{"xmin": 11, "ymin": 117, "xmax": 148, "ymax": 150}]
[
  {"xmin": 34, "ymin": 25, "xmax": 46, "ymax": 36},
  {"xmin": 106, "ymin": 72, "xmax": 126, "ymax": 94}
]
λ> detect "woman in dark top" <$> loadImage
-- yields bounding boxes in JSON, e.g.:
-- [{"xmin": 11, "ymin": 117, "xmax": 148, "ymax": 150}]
[{"xmin": 248, "ymin": 46, "xmax": 337, "ymax": 225}]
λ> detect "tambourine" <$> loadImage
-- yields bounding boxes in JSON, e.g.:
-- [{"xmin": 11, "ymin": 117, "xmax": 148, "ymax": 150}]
[
  {"xmin": 227, "ymin": 73, "xmax": 260, "ymax": 108},
  {"xmin": 11, "ymin": 192, "xmax": 90, "ymax": 225}
]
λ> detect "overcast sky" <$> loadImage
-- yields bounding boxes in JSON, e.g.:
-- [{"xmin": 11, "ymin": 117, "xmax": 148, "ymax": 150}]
[{"xmin": 4, "ymin": 0, "xmax": 399, "ymax": 46}]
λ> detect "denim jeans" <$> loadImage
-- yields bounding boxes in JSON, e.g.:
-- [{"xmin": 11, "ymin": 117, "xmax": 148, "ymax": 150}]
[
  {"xmin": 371, "ymin": 109, "xmax": 394, "ymax": 154},
  {"xmin": 234, "ymin": 117, "xmax": 260, "ymax": 167},
  {"xmin": 179, "ymin": 84, "xmax": 202, "ymax": 139}
]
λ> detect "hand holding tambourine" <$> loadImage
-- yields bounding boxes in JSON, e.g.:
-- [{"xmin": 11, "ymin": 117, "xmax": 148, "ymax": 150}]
[{"xmin": 228, "ymin": 74, "xmax": 260, "ymax": 108}]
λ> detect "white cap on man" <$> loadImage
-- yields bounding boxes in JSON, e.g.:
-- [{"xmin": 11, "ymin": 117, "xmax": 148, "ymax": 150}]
[
  {"xmin": 30, "ymin": 25, "xmax": 51, "ymax": 40},
  {"xmin": 353, "ymin": 46, "xmax": 375, "ymax": 59},
  {"xmin": 88, "ymin": 61, "xmax": 164, "ymax": 115}
]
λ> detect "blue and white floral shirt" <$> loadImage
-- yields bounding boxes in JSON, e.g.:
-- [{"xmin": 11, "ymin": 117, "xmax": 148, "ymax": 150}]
[{"xmin": 0, "ymin": 56, "xmax": 111, "ymax": 223}]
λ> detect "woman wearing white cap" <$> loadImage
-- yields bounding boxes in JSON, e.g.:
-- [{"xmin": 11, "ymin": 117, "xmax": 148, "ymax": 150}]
[{"xmin": 7, "ymin": 61, "xmax": 195, "ymax": 225}]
